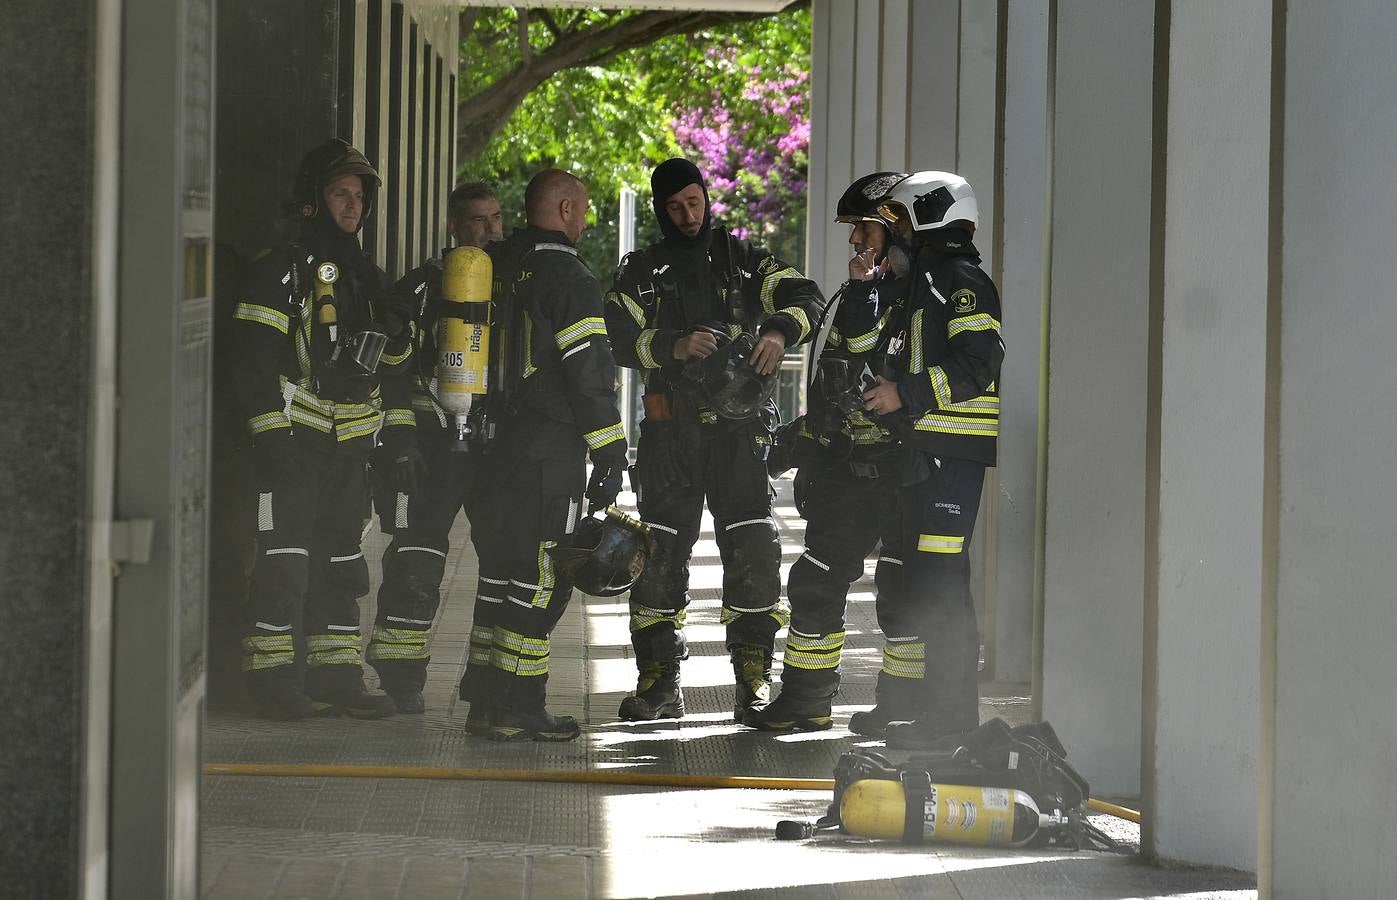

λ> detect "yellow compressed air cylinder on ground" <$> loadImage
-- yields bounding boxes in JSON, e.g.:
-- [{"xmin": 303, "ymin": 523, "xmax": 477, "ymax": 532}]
[
  {"xmin": 838, "ymin": 778, "xmax": 1044, "ymax": 847},
  {"xmin": 437, "ymin": 246, "xmax": 492, "ymax": 430}
]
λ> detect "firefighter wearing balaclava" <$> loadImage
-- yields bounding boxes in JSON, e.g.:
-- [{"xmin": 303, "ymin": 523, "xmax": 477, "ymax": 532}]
[
  {"xmin": 231, "ymin": 138, "xmax": 416, "ymax": 720},
  {"xmin": 604, "ymin": 158, "xmax": 825, "ymax": 723},
  {"xmin": 743, "ymin": 172, "xmax": 912, "ymax": 733},
  {"xmin": 858, "ymin": 171, "xmax": 1003, "ymax": 747}
]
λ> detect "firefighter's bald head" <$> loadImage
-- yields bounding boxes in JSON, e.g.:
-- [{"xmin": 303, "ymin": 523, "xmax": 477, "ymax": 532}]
[{"xmin": 526, "ymin": 169, "xmax": 589, "ymax": 243}]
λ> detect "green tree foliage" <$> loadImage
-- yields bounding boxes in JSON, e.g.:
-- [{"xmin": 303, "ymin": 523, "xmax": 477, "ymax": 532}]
[{"xmin": 456, "ymin": 5, "xmax": 811, "ymax": 276}]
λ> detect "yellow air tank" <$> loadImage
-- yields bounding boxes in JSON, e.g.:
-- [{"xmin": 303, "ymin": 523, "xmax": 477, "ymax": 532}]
[
  {"xmin": 838, "ymin": 778, "xmax": 1047, "ymax": 847},
  {"xmin": 314, "ymin": 261, "xmax": 340, "ymax": 347},
  {"xmin": 437, "ymin": 246, "xmax": 492, "ymax": 441}
]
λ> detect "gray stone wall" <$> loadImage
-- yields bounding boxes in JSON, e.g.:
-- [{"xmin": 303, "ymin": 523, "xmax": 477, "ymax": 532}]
[{"xmin": 0, "ymin": 1, "xmax": 102, "ymax": 896}]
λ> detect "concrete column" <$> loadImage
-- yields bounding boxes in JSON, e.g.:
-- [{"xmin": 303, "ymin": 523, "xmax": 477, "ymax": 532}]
[
  {"xmin": 1266, "ymin": 2, "xmax": 1397, "ymax": 895},
  {"xmin": 1039, "ymin": 0, "xmax": 1156, "ymax": 796},
  {"xmin": 0, "ymin": 2, "xmax": 120, "ymax": 895},
  {"xmin": 992, "ymin": 0, "xmax": 1049, "ymax": 684},
  {"xmin": 1147, "ymin": 0, "xmax": 1269, "ymax": 870}
]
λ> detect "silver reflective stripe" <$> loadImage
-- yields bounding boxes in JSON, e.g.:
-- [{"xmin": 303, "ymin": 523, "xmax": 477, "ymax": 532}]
[
  {"xmin": 254, "ymin": 621, "xmax": 293, "ymax": 632},
  {"xmin": 566, "ymin": 499, "xmax": 579, "ymax": 535},
  {"xmin": 726, "ymin": 518, "xmax": 774, "ymax": 531},
  {"xmin": 481, "ymin": 576, "xmax": 508, "ymax": 585},
  {"xmin": 258, "ymin": 492, "xmax": 273, "ymax": 531},
  {"xmin": 878, "ymin": 556, "xmax": 903, "ymax": 566},
  {"xmin": 329, "ymin": 552, "xmax": 363, "ymax": 563},
  {"xmin": 643, "ymin": 521, "xmax": 679, "ymax": 535},
  {"xmin": 325, "ymin": 624, "xmax": 360, "ymax": 633},
  {"xmin": 398, "ymin": 545, "xmax": 447, "ymax": 558},
  {"xmin": 801, "ymin": 553, "xmax": 831, "ymax": 572},
  {"xmin": 533, "ymin": 242, "xmax": 579, "ymax": 256},
  {"xmin": 386, "ymin": 615, "xmax": 434, "ymax": 626},
  {"xmin": 266, "ymin": 547, "xmax": 309, "ymax": 557},
  {"xmin": 395, "ymin": 492, "xmax": 409, "ymax": 530}
]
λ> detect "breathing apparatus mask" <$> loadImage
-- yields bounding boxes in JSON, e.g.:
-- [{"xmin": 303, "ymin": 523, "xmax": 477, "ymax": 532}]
[
  {"xmin": 546, "ymin": 507, "xmax": 655, "ymax": 598},
  {"xmin": 682, "ymin": 325, "xmax": 779, "ymax": 422}
]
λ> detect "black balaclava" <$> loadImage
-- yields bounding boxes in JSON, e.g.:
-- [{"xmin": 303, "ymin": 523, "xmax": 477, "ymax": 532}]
[{"xmin": 651, "ymin": 158, "xmax": 713, "ymax": 246}]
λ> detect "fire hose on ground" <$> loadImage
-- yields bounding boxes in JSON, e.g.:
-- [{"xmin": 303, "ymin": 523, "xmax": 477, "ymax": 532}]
[{"xmin": 202, "ymin": 762, "xmax": 1141, "ymax": 824}]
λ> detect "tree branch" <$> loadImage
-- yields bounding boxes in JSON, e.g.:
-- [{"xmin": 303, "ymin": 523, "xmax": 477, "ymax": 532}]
[
  {"xmin": 457, "ymin": 8, "xmax": 794, "ymax": 162},
  {"xmin": 515, "ymin": 7, "xmax": 531, "ymax": 67}
]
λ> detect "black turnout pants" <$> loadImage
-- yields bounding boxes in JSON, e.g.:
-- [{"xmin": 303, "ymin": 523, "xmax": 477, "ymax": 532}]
[
  {"xmin": 368, "ymin": 426, "xmax": 479, "ymax": 694},
  {"xmin": 628, "ymin": 418, "xmax": 786, "ymax": 663},
  {"xmin": 459, "ymin": 434, "xmax": 585, "ymax": 714},
  {"xmin": 871, "ymin": 454, "xmax": 986, "ymax": 728},
  {"xmin": 779, "ymin": 452, "xmax": 900, "ymax": 700},
  {"xmin": 243, "ymin": 437, "xmax": 372, "ymax": 699}
]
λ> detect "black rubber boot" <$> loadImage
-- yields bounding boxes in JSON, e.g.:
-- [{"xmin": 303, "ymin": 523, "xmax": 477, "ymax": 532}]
[
  {"xmin": 884, "ymin": 714, "xmax": 979, "ymax": 750},
  {"xmin": 848, "ymin": 706, "xmax": 907, "ymax": 738},
  {"xmin": 305, "ymin": 666, "xmax": 396, "ymax": 719},
  {"xmin": 464, "ymin": 703, "xmax": 492, "ymax": 736},
  {"xmin": 730, "ymin": 645, "xmax": 773, "ymax": 722},
  {"xmin": 247, "ymin": 667, "xmax": 315, "ymax": 721},
  {"xmin": 488, "ymin": 707, "xmax": 580, "ymax": 742},
  {"xmin": 742, "ymin": 689, "xmax": 833, "ymax": 732},
  {"xmin": 389, "ymin": 689, "xmax": 425, "ymax": 714},
  {"xmin": 618, "ymin": 661, "xmax": 684, "ymax": 721}
]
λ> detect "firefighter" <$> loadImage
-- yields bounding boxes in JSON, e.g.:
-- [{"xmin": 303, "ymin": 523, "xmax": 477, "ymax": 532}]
[
  {"xmin": 472, "ymin": 169, "xmax": 627, "ymax": 741},
  {"xmin": 232, "ymin": 138, "xmax": 416, "ymax": 719},
  {"xmin": 858, "ymin": 170, "xmax": 1003, "ymax": 744},
  {"xmin": 605, "ymin": 158, "xmax": 824, "ymax": 723},
  {"xmin": 743, "ymin": 172, "xmax": 910, "ymax": 732},
  {"xmin": 365, "ymin": 182, "xmax": 504, "ymax": 717}
]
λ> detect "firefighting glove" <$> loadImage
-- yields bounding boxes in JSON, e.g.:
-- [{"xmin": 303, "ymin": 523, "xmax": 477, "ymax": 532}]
[
  {"xmin": 377, "ymin": 287, "xmax": 417, "ymax": 340},
  {"xmin": 586, "ymin": 449, "xmax": 628, "ymax": 512},
  {"xmin": 639, "ymin": 419, "xmax": 691, "ymax": 498}
]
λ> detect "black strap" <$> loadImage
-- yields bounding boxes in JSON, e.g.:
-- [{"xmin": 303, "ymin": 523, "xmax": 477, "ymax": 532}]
[{"xmin": 899, "ymin": 769, "xmax": 932, "ymax": 845}]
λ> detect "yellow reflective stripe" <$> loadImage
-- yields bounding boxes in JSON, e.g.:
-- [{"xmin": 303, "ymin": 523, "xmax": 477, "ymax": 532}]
[
  {"xmin": 383, "ymin": 408, "xmax": 416, "ymax": 428},
  {"xmin": 930, "ymin": 366, "xmax": 953, "ymax": 408},
  {"xmin": 699, "ymin": 410, "xmax": 719, "ymax": 425},
  {"xmin": 630, "ymin": 605, "xmax": 686, "ymax": 633},
  {"xmin": 758, "ymin": 265, "xmax": 802, "ymax": 315},
  {"xmin": 241, "ymin": 634, "xmax": 295, "ymax": 670},
  {"xmin": 910, "ymin": 308, "xmax": 925, "ymax": 374},
  {"xmin": 584, "ymin": 422, "xmax": 626, "ymax": 450},
  {"xmin": 881, "ymin": 639, "xmax": 925, "ymax": 678},
  {"xmin": 944, "ymin": 395, "xmax": 1000, "ymax": 413},
  {"xmin": 845, "ymin": 327, "xmax": 880, "ymax": 354},
  {"xmin": 336, "ymin": 417, "xmax": 382, "ymax": 442},
  {"xmin": 783, "ymin": 631, "xmax": 845, "ymax": 671},
  {"xmin": 234, "ymin": 302, "xmax": 290, "ymax": 334},
  {"xmin": 912, "ymin": 413, "xmax": 999, "ymax": 437},
  {"xmin": 636, "ymin": 329, "xmax": 660, "ymax": 368},
  {"xmin": 948, "ymin": 312, "xmax": 1002, "ymax": 338},
  {"xmin": 777, "ymin": 306, "xmax": 813, "ymax": 344},
  {"xmin": 380, "ymin": 344, "xmax": 411, "ymax": 366},
  {"xmin": 366, "ymin": 627, "xmax": 430, "ymax": 662},
  {"xmin": 533, "ymin": 541, "xmax": 556, "ymax": 607},
  {"xmin": 248, "ymin": 412, "xmax": 291, "ymax": 434},
  {"xmin": 288, "ymin": 407, "xmax": 333, "ymax": 432},
  {"xmin": 609, "ymin": 291, "xmax": 646, "ymax": 327},
  {"xmin": 555, "ymin": 316, "xmax": 606, "ymax": 349},
  {"xmin": 918, "ymin": 533, "xmax": 965, "ymax": 554}
]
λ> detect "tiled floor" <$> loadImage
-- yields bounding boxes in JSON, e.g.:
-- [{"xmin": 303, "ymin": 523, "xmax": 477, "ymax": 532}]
[{"xmin": 202, "ymin": 477, "xmax": 1256, "ymax": 899}]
